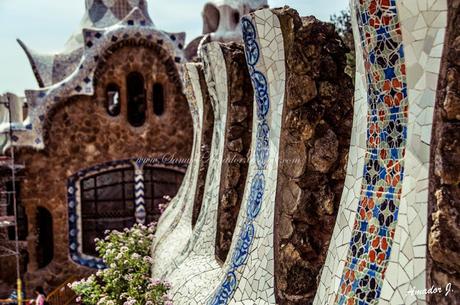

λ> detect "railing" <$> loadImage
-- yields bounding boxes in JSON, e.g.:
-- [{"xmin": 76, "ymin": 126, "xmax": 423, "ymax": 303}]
[
  {"xmin": 0, "ymin": 299, "xmax": 33, "ymax": 304},
  {"xmin": 45, "ymin": 276, "xmax": 79, "ymax": 305}
]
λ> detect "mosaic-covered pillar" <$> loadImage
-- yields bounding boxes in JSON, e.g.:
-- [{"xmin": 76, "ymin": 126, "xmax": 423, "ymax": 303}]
[
  {"xmin": 191, "ymin": 66, "xmax": 214, "ymax": 228},
  {"xmin": 151, "ymin": 62, "xmax": 206, "ymax": 279},
  {"xmin": 204, "ymin": 10, "xmax": 287, "ymax": 304},
  {"xmin": 215, "ymin": 44, "xmax": 253, "ymax": 263},
  {"xmin": 162, "ymin": 43, "xmax": 235, "ymax": 294},
  {"xmin": 313, "ymin": 0, "xmax": 448, "ymax": 304},
  {"xmin": 382, "ymin": 1, "xmax": 448, "ymax": 303},
  {"xmin": 133, "ymin": 160, "xmax": 146, "ymax": 224}
]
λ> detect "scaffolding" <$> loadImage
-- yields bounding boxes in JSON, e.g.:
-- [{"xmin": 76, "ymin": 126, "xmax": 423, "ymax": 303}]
[{"xmin": 0, "ymin": 94, "xmax": 24, "ymax": 305}]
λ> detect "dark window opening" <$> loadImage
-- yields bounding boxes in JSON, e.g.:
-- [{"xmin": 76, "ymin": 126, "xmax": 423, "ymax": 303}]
[
  {"xmin": 76, "ymin": 163, "xmax": 186, "ymax": 259},
  {"xmin": 143, "ymin": 166, "xmax": 184, "ymax": 224},
  {"xmin": 80, "ymin": 168, "xmax": 135, "ymax": 256},
  {"xmin": 127, "ymin": 72, "xmax": 146, "ymax": 127},
  {"xmin": 152, "ymin": 83, "xmax": 165, "ymax": 116},
  {"xmin": 106, "ymin": 83, "xmax": 120, "ymax": 116},
  {"xmin": 36, "ymin": 207, "xmax": 53, "ymax": 268},
  {"xmin": 233, "ymin": 11, "xmax": 240, "ymax": 26},
  {"xmin": 6, "ymin": 181, "xmax": 28, "ymax": 241}
]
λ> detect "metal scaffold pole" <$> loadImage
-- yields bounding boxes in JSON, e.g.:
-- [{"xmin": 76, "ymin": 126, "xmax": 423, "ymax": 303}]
[{"xmin": 6, "ymin": 95, "xmax": 22, "ymax": 305}]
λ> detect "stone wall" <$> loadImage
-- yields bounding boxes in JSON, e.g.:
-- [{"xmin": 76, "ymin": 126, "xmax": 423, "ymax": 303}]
[
  {"xmin": 215, "ymin": 43, "xmax": 253, "ymax": 262},
  {"xmin": 14, "ymin": 43, "xmax": 192, "ymax": 292},
  {"xmin": 273, "ymin": 8, "xmax": 354, "ymax": 305},
  {"xmin": 428, "ymin": 1, "xmax": 460, "ymax": 304}
]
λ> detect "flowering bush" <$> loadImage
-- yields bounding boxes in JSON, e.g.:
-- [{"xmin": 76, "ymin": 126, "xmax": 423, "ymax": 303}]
[
  {"xmin": 70, "ymin": 223, "xmax": 172, "ymax": 305},
  {"xmin": 158, "ymin": 195, "xmax": 172, "ymax": 214}
]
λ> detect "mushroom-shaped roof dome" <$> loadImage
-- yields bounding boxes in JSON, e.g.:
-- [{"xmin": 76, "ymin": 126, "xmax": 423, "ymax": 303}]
[{"xmin": 18, "ymin": 0, "xmax": 153, "ymax": 88}]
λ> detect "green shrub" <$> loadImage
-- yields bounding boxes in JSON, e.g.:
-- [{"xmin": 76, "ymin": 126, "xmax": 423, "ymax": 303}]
[{"xmin": 69, "ymin": 223, "xmax": 172, "ymax": 305}]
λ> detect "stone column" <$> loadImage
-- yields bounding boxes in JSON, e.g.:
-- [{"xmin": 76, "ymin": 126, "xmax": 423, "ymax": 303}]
[
  {"xmin": 428, "ymin": 1, "xmax": 460, "ymax": 304},
  {"xmin": 271, "ymin": 8, "xmax": 354, "ymax": 305},
  {"xmin": 133, "ymin": 160, "xmax": 146, "ymax": 224}
]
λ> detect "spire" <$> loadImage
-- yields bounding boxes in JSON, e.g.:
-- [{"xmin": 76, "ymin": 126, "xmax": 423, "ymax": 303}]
[
  {"xmin": 17, "ymin": 39, "xmax": 54, "ymax": 88},
  {"xmin": 84, "ymin": 0, "xmax": 151, "ymax": 27}
]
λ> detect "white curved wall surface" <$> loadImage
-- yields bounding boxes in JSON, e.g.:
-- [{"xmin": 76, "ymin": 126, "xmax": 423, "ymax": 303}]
[
  {"xmin": 314, "ymin": 0, "xmax": 448, "ymax": 304},
  {"xmin": 380, "ymin": 1, "xmax": 447, "ymax": 304},
  {"xmin": 152, "ymin": 63, "xmax": 208, "ymax": 278}
]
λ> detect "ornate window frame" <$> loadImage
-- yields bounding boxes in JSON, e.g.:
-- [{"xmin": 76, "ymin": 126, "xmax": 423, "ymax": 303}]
[{"xmin": 67, "ymin": 158, "xmax": 185, "ymax": 268}]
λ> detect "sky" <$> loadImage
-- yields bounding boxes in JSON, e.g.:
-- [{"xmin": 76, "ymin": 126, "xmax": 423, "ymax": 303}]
[{"xmin": 0, "ymin": 0, "xmax": 348, "ymax": 95}]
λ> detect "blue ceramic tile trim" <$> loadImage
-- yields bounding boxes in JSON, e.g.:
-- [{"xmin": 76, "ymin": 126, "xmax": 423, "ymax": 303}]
[{"xmin": 209, "ymin": 16, "xmax": 270, "ymax": 305}]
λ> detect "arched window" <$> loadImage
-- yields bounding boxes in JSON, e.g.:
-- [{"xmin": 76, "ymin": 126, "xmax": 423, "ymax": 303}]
[
  {"xmin": 106, "ymin": 83, "xmax": 120, "ymax": 116},
  {"xmin": 80, "ymin": 168, "xmax": 135, "ymax": 256},
  {"xmin": 143, "ymin": 166, "xmax": 184, "ymax": 224},
  {"xmin": 36, "ymin": 207, "xmax": 53, "ymax": 268},
  {"xmin": 126, "ymin": 72, "xmax": 146, "ymax": 127},
  {"xmin": 152, "ymin": 83, "xmax": 165, "ymax": 116},
  {"xmin": 68, "ymin": 160, "xmax": 187, "ymax": 268}
]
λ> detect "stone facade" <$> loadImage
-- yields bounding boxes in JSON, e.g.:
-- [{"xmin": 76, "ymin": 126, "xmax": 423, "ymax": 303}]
[
  {"xmin": 13, "ymin": 43, "xmax": 192, "ymax": 292},
  {"xmin": 272, "ymin": 8, "xmax": 354, "ymax": 305},
  {"xmin": 0, "ymin": 0, "xmax": 194, "ymax": 296},
  {"xmin": 428, "ymin": 1, "xmax": 460, "ymax": 304}
]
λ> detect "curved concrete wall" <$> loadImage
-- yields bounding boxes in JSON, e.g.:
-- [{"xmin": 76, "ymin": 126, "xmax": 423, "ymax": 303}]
[
  {"xmin": 151, "ymin": 9, "xmax": 286, "ymax": 304},
  {"xmin": 150, "ymin": 2, "xmax": 452, "ymax": 304}
]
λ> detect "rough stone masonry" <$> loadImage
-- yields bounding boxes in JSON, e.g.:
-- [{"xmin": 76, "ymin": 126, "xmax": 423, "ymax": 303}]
[
  {"xmin": 273, "ymin": 7, "xmax": 354, "ymax": 305},
  {"xmin": 428, "ymin": 1, "xmax": 460, "ymax": 305}
]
